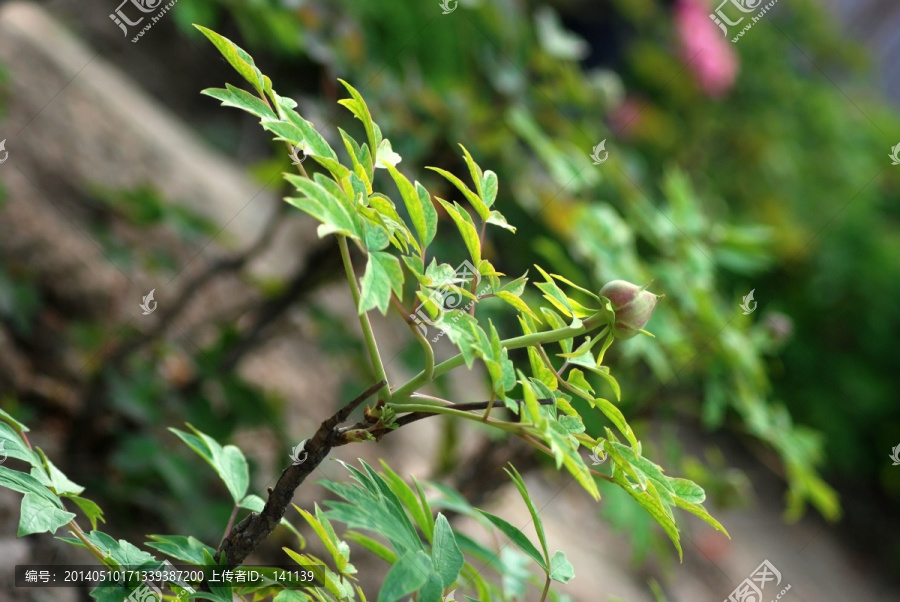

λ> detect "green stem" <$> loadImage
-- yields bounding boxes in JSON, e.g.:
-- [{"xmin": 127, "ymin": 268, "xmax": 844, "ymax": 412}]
[
  {"xmin": 388, "ymin": 403, "xmax": 526, "ymax": 433},
  {"xmin": 392, "ymin": 312, "xmax": 606, "ymax": 403},
  {"xmin": 338, "ymin": 236, "xmax": 390, "ymax": 401},
  {"xmin": 391, "ymin": 294, "xmax": 434, "ymax": 381}
]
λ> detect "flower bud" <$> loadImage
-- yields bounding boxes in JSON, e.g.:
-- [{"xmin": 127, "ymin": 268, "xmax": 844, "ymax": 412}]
[{"xmin": 599, "ymin": 280, "xmax": 661, "ymax": 339}]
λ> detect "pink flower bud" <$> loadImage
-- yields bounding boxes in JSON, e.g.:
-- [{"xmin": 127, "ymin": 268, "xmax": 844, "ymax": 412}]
[{"xmin": 599, "ymin": 280, "xmax": 662, "ymax": 339}]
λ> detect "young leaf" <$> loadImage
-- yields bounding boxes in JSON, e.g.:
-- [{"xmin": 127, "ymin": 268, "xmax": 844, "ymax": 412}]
[
  {"xmin": 359, "ymin": 251, "xmax": 404, "ymax": 315},
  {"xmin": 194, "ymin": 26, "xmax": 265, "ymax": 95},
  {"xmin": 338, "ymin": 79, "xmax": 379, "ymax": 165},
  {"xmin": 435, "ymin": 198, "xmax": 481, "ymax": 266},
  {"xmin": 549, "ymin": 550, "xmax": 575, "ymax": 583},
  {"xmin": 0, "ymin": 407, "xmax": 29, "ymax": 432}
]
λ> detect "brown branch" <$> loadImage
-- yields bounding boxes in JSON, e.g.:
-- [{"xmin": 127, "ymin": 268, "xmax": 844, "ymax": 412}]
[
  {"xmin": 213, "ymin": 391, "xmax": 553, "ymax": 569},
  {"xmin": 214, "ymin": 379, "xmax": 385, "ymax": 569}
]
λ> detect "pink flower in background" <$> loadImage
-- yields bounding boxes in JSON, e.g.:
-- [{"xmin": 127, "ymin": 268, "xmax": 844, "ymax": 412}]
[{"xmin": 675, "ymin": 0, "xmax": 739, "ymax": 98}]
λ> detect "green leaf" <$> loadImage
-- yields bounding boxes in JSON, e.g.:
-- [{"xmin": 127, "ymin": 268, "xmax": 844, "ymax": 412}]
[
  {"xmin": 282, "ymin": 109, "xmax": 339, "ymax": 161},
  {"xmin": 481, "ymin": 170, "xmax": 499, "ymax": 207},
  {"xmin": 435, "ymin": 198, "xmax": 481, "ymax": 266},
  {"xmin": 201, "ymin": 85, "xmax": 276, "ymax": 120},
  {"xmin": 36, "ymin": 448, "xmax": 83, "ymax": 495},
  {"xmin": 168, "ymin": 425, "xmax": 249, "ymax": 504},
  {"xmin": 70, "ymin": 530, "xmax": 158, "ymax": 567},
  {"xmin": 145, "ymin": 535, "xmax": 216, "ymax": 564},
  {"xmin": 384, "ymin": 163, "xmax": 430, "ymax": 250},
  {"xmin": 431, "ymin": 514, "xmax": 464, "ymax": 587},
  {"xmin": 359, "ymin": 251, "xmax": 404, "ymax": 315},
  {"xmin": 296, "ymin": 505, "xmax": 352, "ymax": 573},
  {"xmin": 415, "ymin": 182, "xmax": 438, "ymax": 248},
  {"xmin": 669, "ymin": 477, "xmax": 706, "ymax": 504},
  {"xmin": 593, "ymin": 398, "xmax": 639, "ymax": 450},
  {"xmin": 345, "ymin": 531, "xmax": 398, "ymax": 564},
  {"xmin": 0, "ymin": 465, "xmax": 64, "ymax": 508},
  {"xmin": 475, "ymin": 510, "xmax": 548, "ymax": 572},
  {"xmin": 672, "ymin": 497, "xmax": 729, "ymax": 537},
  {"xmin": 285, "ymin": 174, "xmax": 361, "ymax": 240},
  {"xmin": 496, "ymin": 291, "xmax": 540, "ymax": 321},
  {"xmin": 377, "ymin": 550, "xmax": 432, "ymax": 602},
  {"xmin": 194, "ymin": 26, "xmax": 264, "ymax": 95},
  {"xmin": 321, "ymin": 460, "xmax": 423, "ymax": 555},
  {"xmin": 566, "ymin": 369, "xmax": 594, "ymax": 396},
  {"xmin": 63, "ymin": 495, "xmax": 105, "ymax": 530},
  {"xmin": 338, "ymin": 79, "xmax": 379, "ymax": 165},
  {"xmin": 549, "ymin": 550, "xmax": 575, "ymax": 583},
  {"xmin": 426, "ymin": 167, "xmax": 490, "ymax": 221},
  {"xmin": 0, "ymin": 407, "xmax": 30, "ymax": 432},
  {"xmin": 0, "ymin": 422, "xmax": 40, "ymax": 467},
  {"xmin": 503, "ymin": 465, "xmax": 548, "ymax": 563},
  {"xmin": 613, "ymin": 471, "xmax": 682, "ymax": 561},
  {"xmin": 486, "ymin": 209, "xmax": 516, "ymax": 232},
  {"xmin": 18, "ymin": 492, "xmax": 75, "ymax": 536},
  {"xmin": 379, "ymin": 461, "xmax": 433, "ymax": 542},
  {"xmin": 375, "ymin": 138, "xmax": 402, "ymax": 168}
]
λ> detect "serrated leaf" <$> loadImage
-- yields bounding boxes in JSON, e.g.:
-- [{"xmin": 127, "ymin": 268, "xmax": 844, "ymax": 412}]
[{"xmin": 359, "ymin": 251, "xmax": 404, "ymax": 315}]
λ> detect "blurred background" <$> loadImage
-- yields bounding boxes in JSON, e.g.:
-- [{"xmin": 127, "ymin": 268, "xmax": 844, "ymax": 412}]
[{"xmin": 0, "ymin": 0, "xmax": 898, "ymax": 600}]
